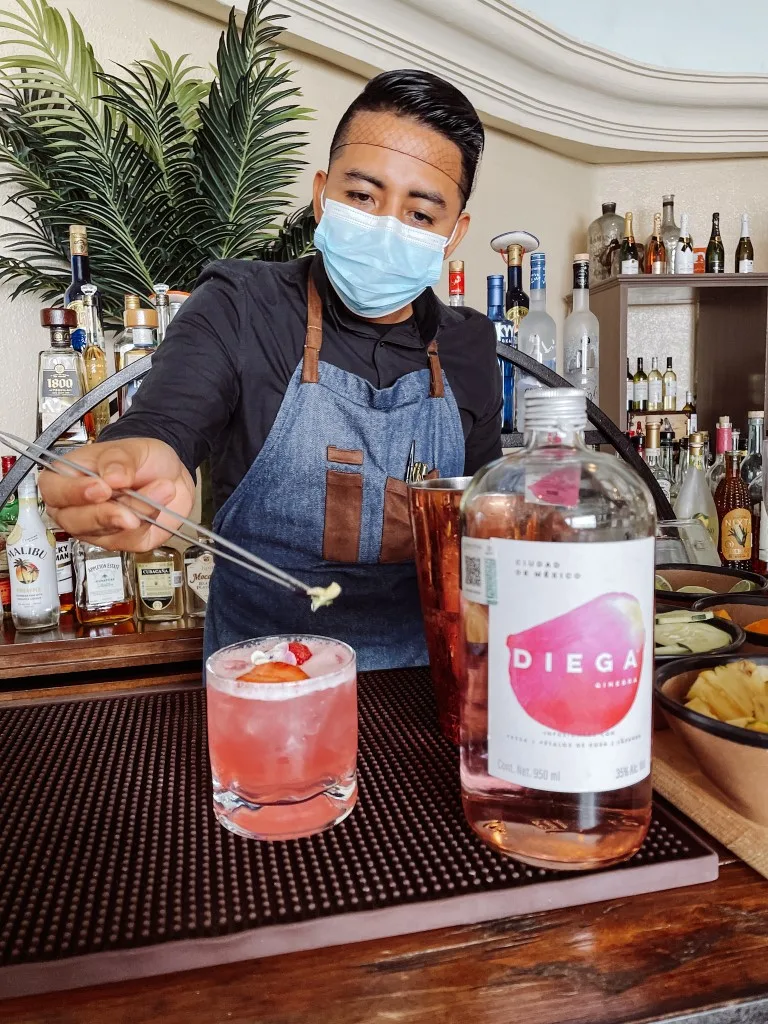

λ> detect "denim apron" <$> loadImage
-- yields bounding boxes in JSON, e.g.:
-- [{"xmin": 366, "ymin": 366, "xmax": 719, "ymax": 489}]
[{"xmin": 205, "ymin": 274, "xmax": 465, "ymax": 671}]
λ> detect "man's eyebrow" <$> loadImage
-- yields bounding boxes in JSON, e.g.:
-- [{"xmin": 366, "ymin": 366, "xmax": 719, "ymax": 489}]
[
  {"xmin": 344, "ymin": 169, "xmax": 385, "ymax": 189},
  {"xmin": 408, "ymin": 188, "xmax": 446, "ymax": 209}
]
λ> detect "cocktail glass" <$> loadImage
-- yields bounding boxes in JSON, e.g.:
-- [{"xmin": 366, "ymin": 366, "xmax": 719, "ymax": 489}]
[
  {"xmin": 409, "ymin": 477, "xmax": 472, "ymax": 744},
  {"xmin": 205, "ymin": 634, "xmax": 357, "ymax": 841}
]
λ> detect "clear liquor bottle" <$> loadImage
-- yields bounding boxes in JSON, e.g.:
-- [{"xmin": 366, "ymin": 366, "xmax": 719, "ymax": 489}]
[
  {"xmin": 487, "ymin": 274, "xmax": 516, "ymax": 432},
  {"xmin": 73, "ymin": 542, "xmax": 135, "ymax": 625},
  {"xmin": 135, "ymin": 546, "xmax": 184, "ymax": 622},
  {"xmin": 662, "ymin": 357, "xmax": 677, "ymax": 411},
  {"xmin": 37, "ymin": 308, "xmax": 92, "ymax": 444},
  {"xmin": 647, "ymin": 356, "xmax": 663, "ymax": 412},
  {"xmin": 644, "ymin": 419, "xmax": 672, "ymax": 498},
  {"xmin": 183, "ymin": 544, "xmax": 214, "ymax": 618},
  {"xmin": 660, "ymin": 195, "xmax": 680, "ymax": 274},
  {"xmin": 741, "ymin": 410, "xmax": 764, "ymax": 487},
  {"xmin": 673, "ymin": 437, "xmax": 689, "ymax": 502},
  {"xmin": 114, "ymin": 294, "xmax": 142, "ymax": 374},
  {"xmin": 42, "ymin": 508, "xmax": 74, "ymax": 615},
  {"xmin": 152, "ymin": 283, "xmax": 172, "ymax": 342},
  {"xmin": 674, "ymin": 432, "xmax": 719, "ymax": 547},
  {"xmin": 81, "ymin": 283, "xmax": 110, "ymax": 436},
  {"xmin": 563, "ymin": 255, "xmax": 600, "ymax": 403},
  {"xmin": 7, "ymin": 473, "xmax": 60, "ymax": 632},
  {"xmin": 460, "ymin": 388, "xmax": 655, "ymax": 870},
  {"xmin": 708, "ymin": 417, "xmax": 732, "ymax": 495},
  {"xmin": 660, "ymin": 428, "xmax": 678, "ymax": 499},
  {"xmin": 448, "ymin": 260, "xmax": 465, "ymax": 308},
  {"xmin": 118, "ymin": 305, "xmax": 158, "ymax": 415},
  {"xmin": 515, "ymin": 253, "xmax": 557, "ymax": 426}
]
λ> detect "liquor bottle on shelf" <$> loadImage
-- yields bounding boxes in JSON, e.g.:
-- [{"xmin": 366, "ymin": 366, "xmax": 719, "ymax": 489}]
[
  {"xmin": 504, "ymin": 244, "xmax": 529, "ymax": 333},
  {"xmin": 460, "ymin": 387, "xmax": 655, "ymax": 870},
  {"xmin": 515, "ymin": 252, "xmax": 557, "ymax": 426},
  {"xmin": 751, "ymin": 470, "xmax": 766, "ymax": 574},
  {"xmin": 563, "ymin": 255, "xmax": 599, "ymax": 403},
  {"xmin": 660, "ymin": 195, "xmax": 680, "ymax": 274},
  {"xmin": 7, "ymin": 473, "xmax": 60, "ymax": 632},
  {"xmin": 660, "ymin": 428, "xmax": 677, "ymax": 499},
  {"xmin": 662, "ymin": 357, "xmax": 677, "ymax": 411},
  {"xmin": 135, "ymin": 546, "xmax": 184, "ymax": 622},
  {"xmin": 647, "ymin": 357, "xmax": 663, "ymax": 412},
  {"xmin": 673, "ymin": 437, "xmax": 689, "ymax": 502},
  {"xmin": 632, "ymin": 357, "xmax": 648, "ymax": 413},
  {"xmin": 565, "ymin": 337, "xmax": 597, "ymax": 404},
  {"xmin": 644, "ymin": 419, "xmax": 672, "ymax": 498},
  {"xmin": 732, "ymin": 428, "xmax": 742, "ymax": 458},
  {"xmin": 37, "ymin": 308, "xmax": 92, "ymax": 445},
  {"xmin": 681, "ymin": 390, "xmax": 697, "ymax": 432},
  {"xmin": 708, "ymin": 416, "xmax": 732, "ymax": 495},
  {"xmin": 0, "ymin": 456, "xmax": 18, "ymax": 533},
  {"xmin": 118, "ymin": 305, "xmax": 158, "ymax": 416},
  {"xmin": 448, "ymin": 260, "xmax": 465, "ymax": 308},
  {"xmin": 715, "ymin": 453, "xmax": 752, "ymax": 570},
  {"xmin": 675, "ymin": 213, "xmax": 694, "ymax": 274},
  {"xmin": 644, "ymin": 213, "xmax": 667, "ymax": 274},
  {"xmin": 735, "ymin": 214, "xmax": 754, "ymax": 274},
  {"xmin": 42, "ymin": 508, "xmax": 74, "ymax": 616},
  {"xmin": 64, "ymin": 224, "xmax": 102, "ymax": 352},
  {"xmin": 0, "ymin": 458, "xmax": 12, "ymax": 617},
  {"xmin": 487, "ymin": 274, "xmax": 515, "ymax": 432},
  {"xmin": 183, "ymin": 544, "xmax": 214, "ymax": 619},
  {"xmin": 675, "ymin": 432, "xmax": 719, "ymax": 547},
  {"xmin": 741, "ymin": 410, "xmax": 764, "ymax": 488},
  {"xmin": 114, "ymin": 294, "xmax": 142, "ymax": 373},
  {"xmin": 626, "ymin": 358, "xmax": 633, "ymax": 428},
  {"xmin": 81, "ymin": 283, "xmax": 110, "ymax": 437},
  {"xmin": 152, "ymin": 283, "xmax": 172, "ymax": 343},
  {"xmin": 705, "ymin": 212, "xmax": 725, "ymax": 274},
  {"xmin": 588, "ymin": 202, "xmax": 623, "ymax": 283},
  {"xmin": 620, "ymin": 212, "xmax": 640, "ymax": 274},
  {"xmin": 73, "ymin": 542, "xmax": 135, "ymax": 626}
]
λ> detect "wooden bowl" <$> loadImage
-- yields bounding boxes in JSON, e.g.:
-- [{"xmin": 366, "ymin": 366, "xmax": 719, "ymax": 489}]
[
  {"xmin": 655, "ymin": 563, "xmax": 768, "ymax": 607},
  {"xmin": 655, "ymin": 654, "xmax": 768, "ymax": 824},
  {"xmin": 692, "ymin": 594, "xmax": 768, "ymax": 654}
]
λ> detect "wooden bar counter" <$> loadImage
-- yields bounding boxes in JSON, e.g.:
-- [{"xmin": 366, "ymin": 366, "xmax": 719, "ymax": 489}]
[{"xmin": 1, "ymin": 627, "xmax": 767, "ymax": 1024}]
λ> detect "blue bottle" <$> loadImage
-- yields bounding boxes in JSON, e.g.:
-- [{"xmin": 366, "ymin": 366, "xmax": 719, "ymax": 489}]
[{"xmin": 487, "ymin": 274, "xmax": 515, "ymax": 431}]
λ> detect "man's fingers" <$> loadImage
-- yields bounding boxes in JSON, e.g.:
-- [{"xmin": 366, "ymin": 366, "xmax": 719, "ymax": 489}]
[{"xmin": 53, "ymin": 500, "xmax": 142, "ymax": 539}]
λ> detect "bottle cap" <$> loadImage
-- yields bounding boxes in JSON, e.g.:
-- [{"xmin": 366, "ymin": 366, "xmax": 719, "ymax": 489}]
[
  {"xmin": 125, "ymin": 307, "xmax": 159, "ymax": 328},
  {"xmin": 1, "ymin": 455, "xmax": 16, "ymax": 476},
  {"xmin": 448, "ymin": 260, "xmax": 464, "ymax": 272},
  {"xmin": 506, "ymin": 243, "xmax": 523, "ymax": 266},
  {"xmin": 602, "ymin": 202, "xmax": 616, "ymax": 214},
  {"xmin": 522, "ymin": 388, "xmax": 588, "ymax": 432},
  {"xmin": 574, "ymin": 253, "xmax": 589, "ymax": 262},
  {"xmin": 748, "ymin": 410, "xmax": 764, "ymax": 418},
  {"xmin": 124, "ymin": 294, "xmax": 141, "ymax": 310},
  {"xmin": 41, "ymin": 307, "xmax": 77, "ymax": 328},
  {"xmin": 69, "ymin": 224, "xmax": 88, "ymax": 256},
  {"xmin": 689, "ymin": 431, "xmax": 705, "ymax": 446}
]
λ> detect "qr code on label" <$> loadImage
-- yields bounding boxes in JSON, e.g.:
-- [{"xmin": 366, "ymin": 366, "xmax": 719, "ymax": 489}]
[{"xmin": 464, "ymin": 556, "xmax": 482, "ymax": 590}]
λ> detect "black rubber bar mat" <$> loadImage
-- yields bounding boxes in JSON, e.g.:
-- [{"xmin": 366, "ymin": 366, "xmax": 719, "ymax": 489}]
[{"xmin": 0, "ymin": 667, "xmax": 718, "ymax": 998}]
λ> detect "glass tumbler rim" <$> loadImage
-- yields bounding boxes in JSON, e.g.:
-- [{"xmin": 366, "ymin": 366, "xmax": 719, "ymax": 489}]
[{"xmin": 206, "ymin": 634, "xmax": 356, "ymax": 698}]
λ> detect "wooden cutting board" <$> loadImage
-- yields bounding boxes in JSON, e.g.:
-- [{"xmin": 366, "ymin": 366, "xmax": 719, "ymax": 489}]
[{"xmin": 653, "ymin": 729, "xmax": 768, "ymax": 880}]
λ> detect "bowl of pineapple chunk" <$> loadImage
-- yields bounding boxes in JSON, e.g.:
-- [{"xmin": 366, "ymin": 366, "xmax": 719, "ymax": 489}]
[{"xmin": 656, "ymin": 656, "xmax": 768, "ymax": 824}]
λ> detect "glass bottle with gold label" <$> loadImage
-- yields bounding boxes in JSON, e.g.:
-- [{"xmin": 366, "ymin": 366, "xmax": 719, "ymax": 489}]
[
  {"xmin": 64, "ymin": 224, "xmax": 103, "ymax": 353},
  {"xmin": 715, "ymin": 453, "xmax": 752, "ymax": 570},
  {"xmin": 135, "ymin": 546, "xmax": 184, "ymax": 622},
  {"xmin": 81, "ymin": 283, "xmax": 110, "ymax": 436},
  {"xmin": 73, "ymin": 541, "xmax": 135, "ymax": 625},
  {"xmin": 37, "ymin": 307, "xmax": 93, "ymax": 444},
  {"xmin": 183, "ymin": 544, "xmax": 214, "ymax": 618},
  {"xmin": 504, "ymin": 243, "xmax": 529, "ymax": 338}
]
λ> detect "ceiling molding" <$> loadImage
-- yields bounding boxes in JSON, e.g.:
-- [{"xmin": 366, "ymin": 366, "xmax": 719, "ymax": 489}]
[{"xmin": 174, "ymin": 0, "xmax": 768, "ymax": 162}]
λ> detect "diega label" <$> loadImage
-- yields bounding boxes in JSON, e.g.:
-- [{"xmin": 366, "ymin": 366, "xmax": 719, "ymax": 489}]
[
  {"xmin": 470, "ymin": 536, "xmax": 655, "ymax": 794},
  {"xmin": 721, "ymin": 508, "xmax": 752, "ymax": 561}
]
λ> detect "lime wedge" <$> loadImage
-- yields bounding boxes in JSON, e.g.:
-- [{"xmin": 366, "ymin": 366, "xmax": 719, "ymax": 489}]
[
  {"xmin": 730, "ymin": 579, "xmax": 757, "ymax": 593},
  {"xmin": 655, "ymin": 574, "xmax": 673, "ymax": 591},
  {"xmin": 676, "ymin": 585, "xmax": 717, "ymax": 594}
]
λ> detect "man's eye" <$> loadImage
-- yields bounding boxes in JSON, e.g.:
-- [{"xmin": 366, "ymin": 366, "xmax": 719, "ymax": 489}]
[
  {"xmin": 410, "ymin": 210, "xmax": 434, "ymax": 226},
  {"xmin": 346, "ymin": 191, "xmax": 372, "ymax": 204}
]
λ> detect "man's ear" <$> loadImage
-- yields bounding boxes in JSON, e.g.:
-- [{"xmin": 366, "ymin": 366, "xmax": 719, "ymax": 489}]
[
  {"xmin": 312, "ymin": 170, "xmax": 327, "ymax": 223},
  {"xmin": 444, "ymin": 210, "xmax": 470, "ymax": 259}
]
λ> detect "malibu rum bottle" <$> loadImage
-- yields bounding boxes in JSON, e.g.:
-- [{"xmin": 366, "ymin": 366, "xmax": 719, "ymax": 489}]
[
  {"xmin": 460, "ymin": 388, "xmax": 655, "ymax": 870},
  {"xmin": 7, "ymin": 474, "xmax": 60, "ymax": 632},
  {"xmin": 715, "ymin": 453, "xmax": 752, "ymax": 570}
]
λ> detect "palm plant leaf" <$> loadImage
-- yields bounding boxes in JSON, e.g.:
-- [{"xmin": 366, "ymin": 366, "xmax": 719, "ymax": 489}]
[
  {"xmin": 254, "ymin": 202, "xmax": 316, "ymax": 262},
  {"xmin": 143, "ymin": 42, "xmax": 210, "ymax": 139},
  {"xmin": 194, "ymin": 0, "xmax": 312, "ymax": 259}
]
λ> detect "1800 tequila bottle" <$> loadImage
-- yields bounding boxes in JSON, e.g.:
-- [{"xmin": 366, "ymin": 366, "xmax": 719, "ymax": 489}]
[{"xmin": 459, "ymin": 389, "xmax": 656, "ymax": 870}]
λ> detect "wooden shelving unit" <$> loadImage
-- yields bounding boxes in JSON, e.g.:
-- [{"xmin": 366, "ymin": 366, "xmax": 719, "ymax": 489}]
[{"xmin": 590, "ymin": 274, "xmax": 768, "ymax": 434}]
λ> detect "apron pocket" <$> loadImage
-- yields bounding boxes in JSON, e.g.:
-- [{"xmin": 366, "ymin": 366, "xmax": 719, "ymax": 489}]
[
  {"xmin": 380, "ymin": 477, "xmax": 415, "ymax": 564},
  {"xmin": 323, "ymin": 470, "xmax": 363, "ymax": 562}
]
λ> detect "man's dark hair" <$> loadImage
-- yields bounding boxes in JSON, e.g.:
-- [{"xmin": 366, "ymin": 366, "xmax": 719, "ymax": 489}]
[{"xmin": 330, "ymin": 69, "xmax": 484, "ymax": 203}]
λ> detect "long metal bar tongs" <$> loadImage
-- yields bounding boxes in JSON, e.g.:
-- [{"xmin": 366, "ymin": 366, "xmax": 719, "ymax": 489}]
[{"xmin": 0, "ymin": 430, "xmax": 340, "ymax": 612}]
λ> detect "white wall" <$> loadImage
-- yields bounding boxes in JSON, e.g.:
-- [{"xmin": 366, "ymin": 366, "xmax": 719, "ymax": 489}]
[{"xmin": 521, "ymin": 1, "xmax": 768, "ymax": 74}]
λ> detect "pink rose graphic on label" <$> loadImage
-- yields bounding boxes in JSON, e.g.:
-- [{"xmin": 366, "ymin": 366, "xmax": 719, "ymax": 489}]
[{"xmin": 505, "ymin": 593, "xmax": 645, "ymax": 736}]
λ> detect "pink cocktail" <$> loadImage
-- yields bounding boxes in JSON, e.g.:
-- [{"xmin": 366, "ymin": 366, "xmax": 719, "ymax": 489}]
[{"xmin": 206, "ymin": 635, "xmax": 358, "ymax": 840}]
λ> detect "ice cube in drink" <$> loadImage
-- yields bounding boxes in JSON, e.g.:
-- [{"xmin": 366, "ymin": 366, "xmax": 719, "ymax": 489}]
[{"xmin": 206, "ymin": 635, "xmax": 357, "ymax": 841}]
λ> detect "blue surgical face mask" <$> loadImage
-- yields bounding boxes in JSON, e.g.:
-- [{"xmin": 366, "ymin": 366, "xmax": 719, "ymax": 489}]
[{"xmin": 314, "ymin": 195, "xmax": 457, "ymax": 319}]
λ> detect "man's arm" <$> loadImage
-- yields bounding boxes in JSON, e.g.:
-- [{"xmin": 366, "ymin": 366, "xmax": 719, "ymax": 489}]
[{"xmin": 464, "ymin": 320, "xmax": 503, "ymax": 475}]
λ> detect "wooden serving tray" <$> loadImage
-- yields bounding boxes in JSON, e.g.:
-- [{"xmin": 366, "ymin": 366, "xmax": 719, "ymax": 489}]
[{"xmin": 0, "ymin": 615, "xmax": 204, "ymax": 680}]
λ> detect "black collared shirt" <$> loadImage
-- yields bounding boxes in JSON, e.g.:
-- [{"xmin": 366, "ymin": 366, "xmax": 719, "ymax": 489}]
[{"xmin": 102, "ymin": 256, "xmax": 502, "ymax": 509}]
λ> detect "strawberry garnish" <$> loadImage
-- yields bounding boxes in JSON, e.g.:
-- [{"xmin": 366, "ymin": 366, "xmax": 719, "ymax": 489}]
[
  {"xmin": 238, "ymin": 662, "xmax": 309, "ymax": 683},
  {"xmin": 287, "ymin": 641, "xmax": 312, "ymax": 666}
]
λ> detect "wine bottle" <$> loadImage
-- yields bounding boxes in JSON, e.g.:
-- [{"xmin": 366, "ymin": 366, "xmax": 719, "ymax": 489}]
[
  {"xmin": 504, "ymin": 244, "xmax": 529, "ymax": 332},
  {"xmin": 644, "ymin": 213, "xmax": 666, "ymax": 274},
  {"xmin": 662, "ymin": 357, "xmax": 677, "ymax": 411},
  {"xmin": 647, "ymin": 356, "xmax": 663, "ymax": 412},
  {"xmin": 626, "ymin": 358, "xmax": 633, "ymax": 428},
  {"xmin": 735, "ymin": 213, "xmax": 754, "ymax": 274},
  {"xmin": 460, "ymin": 388, "xmax": 655, "ymax": 869},
  {"xmin": 620, "ymin": 212, "xmax": 640, "ymax": 274},
  {"xmin": 632, "ymin": 357, "xmax": 648, "ymax": 413},
  {"xmin": 675, "ymin": 213, "xmax": 694, "ymax": 274},
  {"xmin": 64, "ymin": 224, "xmax": 103, "ymax": 353},
  {"xmin": 705, "ymin": 212, "xmax": 725, "ymax": 274}
]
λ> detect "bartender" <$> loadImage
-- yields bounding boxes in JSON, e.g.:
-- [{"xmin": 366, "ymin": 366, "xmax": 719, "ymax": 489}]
[{"xmin": 40, "ymin": 69, "xmax": 502, "ymax": 670}]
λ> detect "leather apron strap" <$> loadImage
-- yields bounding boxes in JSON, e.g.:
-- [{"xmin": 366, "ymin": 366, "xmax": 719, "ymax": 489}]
[{"xmin": 301, "ymin": 272, "xmax": 445, "ymax": 397}]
